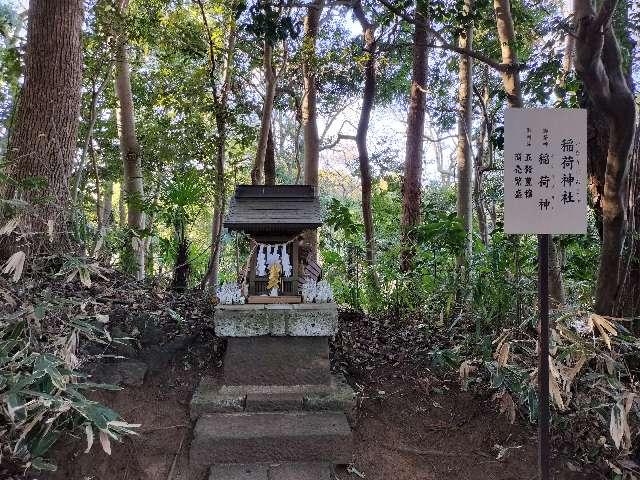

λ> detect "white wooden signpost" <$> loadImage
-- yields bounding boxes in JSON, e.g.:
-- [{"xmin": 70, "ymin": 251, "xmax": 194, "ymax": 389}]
[
  {"xmin": 504, "ymin": 108, "xmax": 588, "ymax": 235},
  {"xmin": 503, "ymin": 108, "xmax": 587, "ymax": 480}
]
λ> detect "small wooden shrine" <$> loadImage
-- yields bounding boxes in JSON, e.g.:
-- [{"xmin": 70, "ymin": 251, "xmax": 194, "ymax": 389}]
[{"xmin": 224, "ymin": 185, "xmax": 322, "ymax": 303}]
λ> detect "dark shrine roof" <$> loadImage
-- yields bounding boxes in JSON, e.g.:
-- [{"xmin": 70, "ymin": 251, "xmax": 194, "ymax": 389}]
[{"xmin": 224, "ymin": 185, "xmax": 323, "ymax": 235}]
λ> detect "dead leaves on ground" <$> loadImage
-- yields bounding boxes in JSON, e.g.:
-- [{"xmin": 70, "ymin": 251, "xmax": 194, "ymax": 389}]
[
  {"xmin": 610, "ymin": 393, "xmax": 636, "ymax": 450},
  {"xmin": 589, "ymin": 313, "xmax": 618, "ymax": 350}
]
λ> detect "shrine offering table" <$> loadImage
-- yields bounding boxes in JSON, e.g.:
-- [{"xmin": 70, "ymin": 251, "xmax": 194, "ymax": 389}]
[{"xmin": 189, "ymin": 302, "xmax": 354, "ymax": 480}]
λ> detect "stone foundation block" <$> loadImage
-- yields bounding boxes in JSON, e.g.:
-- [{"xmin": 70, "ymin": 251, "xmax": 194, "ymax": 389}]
[
  {"xmin": 214, "ymin": 303, "xmax": 338, "ymax": 337},
  {"xmin": 224, "ymin": 337, "xmax": 331, "ymax": 386}
]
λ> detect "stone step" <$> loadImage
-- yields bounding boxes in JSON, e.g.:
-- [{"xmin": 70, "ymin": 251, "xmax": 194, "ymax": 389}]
[
  {"xmin": 190, "ymin": 412, "xmax": 352, "ymax": 474},
  {"xmin": 209, "ymin": 462, "xmax": 332, "ymax": 480},
  {"xmin": 190, "ymin": 375, "xmax": 355, "ymax": 419}
]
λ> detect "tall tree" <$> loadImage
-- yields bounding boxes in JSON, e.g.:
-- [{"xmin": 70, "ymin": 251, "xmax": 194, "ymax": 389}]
[
  {"xmin": 492, "ymin": 0, "xmax": 522, "ymax": 109},
  {"xmin": 353, "ymin": 0, "xmax": 377, "ymax": 269},
  {"xmin": 455, "ymin": 0, "xmax": 474, "ymax": 266},
  {"xmin": 473, "ymin": 70, "xmax": 492, "ymax": 246},
  {"xmin": 574, "ymin": 0, "xmax": 636, "ymax": 314},
  {"xmin": 493, "ymin": 0, "xmax": 566, "ymax": 305},
  {"xmin": 199, "ymin": 2, "xmax": 238, "ymax": 289},
  {"xmin": 619, "ymin": 122, "xmax": 640, "ymax": 316},
  {"xmin": 302, "ymin": 0, "xmax": 324, "ymax": 188},
  {"xmin": 302, "ymin": 0, "xmax": 324, "ymax": 259},
  {"xmin": 252, "ymin": 39, "xmax": 277, "ymax": 185},
  {"xmin": 114, "ymin": 0, "xmax": 145, "ymax": 280},
  {"xmin": 400, "ymin": 0, "xmax": 428, "ymax": 272},
  {"xmin": 0, "ymin": 0, "xmax": 84, "ymax": 261}
]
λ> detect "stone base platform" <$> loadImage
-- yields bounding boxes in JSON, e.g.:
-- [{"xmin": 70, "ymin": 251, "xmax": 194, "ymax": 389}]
[
  {"xmin": 190, "ymin": 302, "xmax": 351, "ymax": 480},
  {"xmin": 209, "ymin": 462, "xmax": 333, "ymax": 480},
  {"xmin": 191, "ymin": 374, "xmax": 355, "ymax": 419}
]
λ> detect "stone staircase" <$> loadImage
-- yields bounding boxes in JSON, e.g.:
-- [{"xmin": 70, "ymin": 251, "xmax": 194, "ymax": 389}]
[{"xmin": 189, "ymin": 304, "xmax": 354, "ymax": 480}]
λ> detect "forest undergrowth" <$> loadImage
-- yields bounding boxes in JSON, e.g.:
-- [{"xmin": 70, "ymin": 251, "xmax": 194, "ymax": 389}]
[{"xmin": 2, "ymin": 258, "xmax": 639, "ymax": 479}]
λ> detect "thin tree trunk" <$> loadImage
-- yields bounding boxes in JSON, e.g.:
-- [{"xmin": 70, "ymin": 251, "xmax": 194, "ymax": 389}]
[
  {"xmin": 99, "ymin": 181, "xmax": 114, "ymax": 232},
  {"xmin": 549, "ymin": 237, "xmax": 566, "ymax": 306},
  {"xmin": 302, "ymin": 0, "xmax": 324, "ymax": 260},
  {"xmin": 0, "ymin": 0, "xmax": 84, "ymax": 261},
  {"xmin": 95, "ymin": 181, "xmax": 113, "ymax": 255},
  {"xmin": 492, "ymin": 0, "xmax": 523, "ymax": 109},
  {"xmin": 557, "ymin": 0, "xmax": 576, "ymax": 93},
  {"xmin": 353, "ymin": 0, "xmax": 377, "ymax": 269},
  {"xmin": 73, "ymin": 70, "xmax": 111, "ymax": 204},
  {"xmin": 574, "ymin": 0, "xmax": 636, "ymax": 315},
  {"xmin": 252, "ymin": 41, "xmax": 277, "ymax": 185},
  {"xmin": 115, "ymin": 26, "xmax": 145, "ymax": 279},
  {"xmin": 400, "ymin": 0, "xmax": 428, "ymax": 272},
  {"xmin": 456, "ymin": 0, "xmax": 474, "ymax": 266},
  {"xmin": 0, "ymin": 12, "xmax": 25, "ymax": 158},
  {"xmin": 473, "ymin": 105, "xmax": 489, "ymax": 246},
  {"xmin": 264, "ymin": 125, "xmax": 276, "ymax": 185},
  {"xmin": 200, "ymin": 7, "xmax": 237, "ymax": 289},
  {"xmin": 493, "ymin": 0, "xmax": 566, "ymax": 306},
  {"xmin": 172, "ymin": 217, "xmax": 190, "ymax": 291},
  {"xmin": 118, "ymin": 182, "xmax": 126, "ymax": 226},
  {"xmin": 618, "ymin": 123, "xmax": 640, "ymax": 317}
]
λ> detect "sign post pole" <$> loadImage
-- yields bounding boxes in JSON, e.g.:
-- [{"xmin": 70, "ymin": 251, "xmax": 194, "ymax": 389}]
[{"xmin": 538, "ymin": 233, "xmax": 550, "ymax": 480}]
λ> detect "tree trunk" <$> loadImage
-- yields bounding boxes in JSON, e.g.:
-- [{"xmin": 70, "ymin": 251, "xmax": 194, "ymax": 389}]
[
  {"xmin": 252, "ymin": 41, "xmax": 277, "ymax": 185},
  {"xmin": 618, "ymin": 123, "xmax": 640, "ymax": 317},
  {"xmin": 493, "ymin": 0, "xmax": 566, "ymax": 307},
  {"xmin": 302, "ymin": 0, "xmax": 324, "ymax": 260},
  {"xmin": 115, "ymin": 36, "xmax": 145, "ymax": 280},
  {"xmin": 98, "ymin": 181, "xmax": 114, "ymax": 232},
  {"xmin": 400, "ymin": 0, "xmax": 428, "ymax": 272},
  {"xmin": 584, "ymin": 97, "xmax": 608, "ymax": 238},
  {"xmin": 456, "ymin": 0, "xmax": 474, "ymax": 265},
  {"xmin": 556, "ymin": 0, "xmax": 576, "ymax": 94},
  {"xmin": 118, "ymin": 182, "xmax": 126, "ymax": 226},
  {"xmin": 574, "ymin": 0, "xmax": 636, "ymax": 315},
  {"xmin": 0, "ymin": 0, "xmax": 84, "ymax": 261},
  {"xmin": 492, "ymin": 0, "xmax": 523, "ymax": 108},
  {"xmin": 264, "ymin": 125, "xmax": 276, "ymax": 185},
  {"xmin": 95, "ymin": 181, "xmax": 113, "ymax": 255},
  {"xmin": 72, "ymin": 70, "xmax": 111, "ymax": 204},
  {"xmin": 548, "ymin": 237, "xmax": 566, "ymax": 306},
  {"xmin": 353, "ymin": 0, "xmax": 377, "ymax": 269},
  {"xmin": 172, "ymin": 218, "xmax": 190, "ymax": 291},
  {"xmin": 0, "ymin": 12, "xmax": 25, "ymax": 158},
  {"xmin": 473, "ymin": 107, "xmax": 489, "ymax": 246},
  {"xmin": 201, "ymin": 13, "xmax": 237, "ymax": 289}
]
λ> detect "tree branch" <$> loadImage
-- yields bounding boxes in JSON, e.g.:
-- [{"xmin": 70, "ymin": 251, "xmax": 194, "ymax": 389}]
[
  {"xmin": 376, "ymin": 0, "xmax": 521, "ymax": 73},
  {"xmin": 320, "ymin": 133, "xmax": 356, "ymax": 151}
]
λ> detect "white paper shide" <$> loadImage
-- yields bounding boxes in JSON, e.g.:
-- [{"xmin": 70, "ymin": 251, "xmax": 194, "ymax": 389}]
[
  {"xmin": 217, "ymin": 283, "xmax": 245, "ymax": 305},
  {"xmin": 301, "ymin": 280, "xmax": 333, "ymax": 303}
]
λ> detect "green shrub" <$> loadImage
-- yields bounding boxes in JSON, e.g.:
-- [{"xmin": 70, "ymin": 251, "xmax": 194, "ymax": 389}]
[{"xmin": 0, "ymin": 291, "xmax": 138, "ymax": 472}]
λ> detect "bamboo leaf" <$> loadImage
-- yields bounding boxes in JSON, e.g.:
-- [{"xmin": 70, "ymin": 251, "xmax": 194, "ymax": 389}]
[
  {"xmin": 99, "ymin": 429, "xmax": 111, "ymax": 455},
  {"xmin": 2, "ymin": 251, "xmax": 26, "ymax": 281},
  {"xmin": 84, "ymin": 424, "xmax": 94, "ymax": 453}
]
